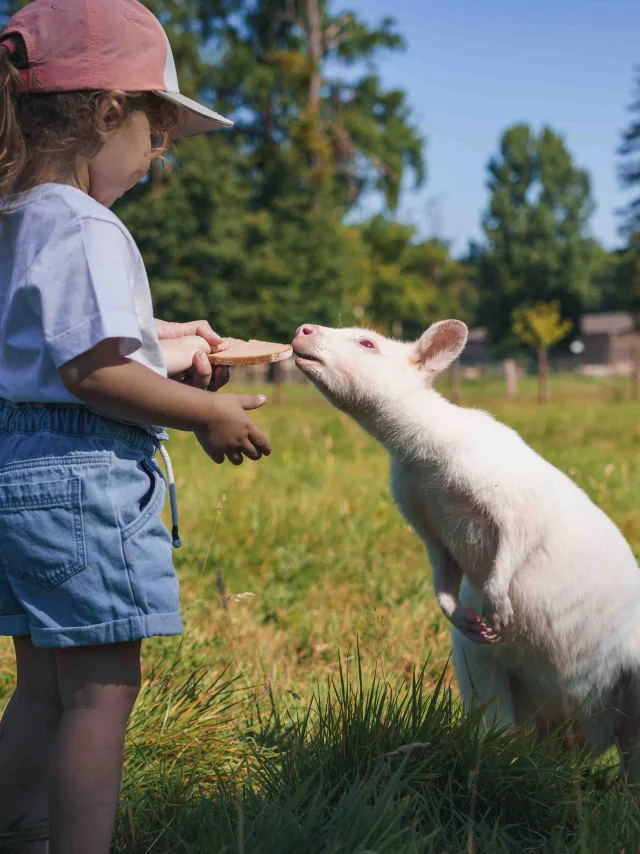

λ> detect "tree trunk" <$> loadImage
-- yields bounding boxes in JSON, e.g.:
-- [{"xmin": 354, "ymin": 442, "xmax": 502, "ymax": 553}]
[
  {"xmin": 449, "ymin": 359, "xmax": 462, "ymax": 405},
  {"xmin": 632, "ymin": 339, "xmax": 640, "ymax": 402},
  {"xmin": 503, "ymin": 358, "xmax": 518, "ymax": 398},
  {"xmin": 304, "ymin": 0, "xmax": 324, "ymax": 210},
  {"xmin": 537, "ymin": 346, "xmax": 549, "ymax": 404},
  {"xmin": 305, "ymin": 0, "xmax": 323, "ymax": 113},
  {"xmin": 273, "ymin": 360, "xmax": 283, "ymax": 406},
  {"xmin": 264, "ymin": 98, "xmax": 273, "ymax": 143}
]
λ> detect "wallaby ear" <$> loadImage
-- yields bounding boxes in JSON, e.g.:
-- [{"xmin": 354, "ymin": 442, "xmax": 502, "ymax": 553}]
[{"xmin": 412, "ymin": 320, "xmax": 468, "ymax": 375}]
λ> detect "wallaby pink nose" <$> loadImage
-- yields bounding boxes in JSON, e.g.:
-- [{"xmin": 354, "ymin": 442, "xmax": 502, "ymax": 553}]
[{"xmin": 296, "ymin": 324, "xmax": 316, "ymax": 337}]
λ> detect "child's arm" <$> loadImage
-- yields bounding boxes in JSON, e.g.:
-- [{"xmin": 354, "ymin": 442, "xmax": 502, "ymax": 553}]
[{"xmin": 59, "ymin": 339, "xmax": 270, "ymax": 464}]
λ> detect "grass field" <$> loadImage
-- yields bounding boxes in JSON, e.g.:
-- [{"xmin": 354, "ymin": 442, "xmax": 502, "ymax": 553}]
[{"xmin": 2, "ymin": 375, "xmax": 640, "ymax": 852}]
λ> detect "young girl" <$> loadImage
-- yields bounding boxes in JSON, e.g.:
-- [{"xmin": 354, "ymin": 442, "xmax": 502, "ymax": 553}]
[{"xmin": 0, "ymin": 1, "xmax": 271, "ymax": 851}]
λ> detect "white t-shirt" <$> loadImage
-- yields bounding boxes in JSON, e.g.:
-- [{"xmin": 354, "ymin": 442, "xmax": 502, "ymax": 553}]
[{"xmin": 0, "ymin": 183, "xmax": 167, "ymax": 418}]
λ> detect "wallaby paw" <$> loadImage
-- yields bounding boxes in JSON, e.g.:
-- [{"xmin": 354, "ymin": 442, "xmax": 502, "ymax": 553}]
[
  {"xmin": 451, "ymin": 606, "xmax": 500, "ymax": 644},
  {"xmin": 482, "ymin": 589, "xmax": 514, "ymax": 633}
]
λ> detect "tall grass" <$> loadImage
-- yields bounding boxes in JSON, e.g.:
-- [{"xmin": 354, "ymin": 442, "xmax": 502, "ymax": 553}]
[{"xmin": 113, "ymin": 651, "xmax": 640, "ymax": 853}]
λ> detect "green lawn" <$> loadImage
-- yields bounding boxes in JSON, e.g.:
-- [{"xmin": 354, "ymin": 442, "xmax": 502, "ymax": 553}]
[{"xmin": 2, "ymin": 376, "xmax": 640, "ymax": 852}]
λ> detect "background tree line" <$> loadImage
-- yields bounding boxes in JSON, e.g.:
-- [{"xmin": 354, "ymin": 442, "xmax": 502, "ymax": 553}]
[{"xmin": 2, "ymin": 0, "xmax": 639, "ymax": 353}]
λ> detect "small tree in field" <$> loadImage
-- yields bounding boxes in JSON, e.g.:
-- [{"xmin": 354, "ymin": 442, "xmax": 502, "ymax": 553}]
[{"xmin": 512, "ymin": 301, "xmax": 572, "ymax": 403}]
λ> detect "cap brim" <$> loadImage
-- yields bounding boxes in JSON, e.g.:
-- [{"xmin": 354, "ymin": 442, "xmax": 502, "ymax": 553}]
[{"xmin": 155, "ymin": 91, "xmax": 233, "ymax": 138}]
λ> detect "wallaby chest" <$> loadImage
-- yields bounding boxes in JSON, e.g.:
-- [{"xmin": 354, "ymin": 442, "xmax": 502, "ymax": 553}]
[{"xmin": 390, "ymin": 458, "xmax": 498, "ymax": 584}]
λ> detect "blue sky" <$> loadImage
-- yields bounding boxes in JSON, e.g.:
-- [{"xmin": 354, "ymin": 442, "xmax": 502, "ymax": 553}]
[{"xmin": 346, "ymin": 0, "xmax": 639, "ymax": 256}]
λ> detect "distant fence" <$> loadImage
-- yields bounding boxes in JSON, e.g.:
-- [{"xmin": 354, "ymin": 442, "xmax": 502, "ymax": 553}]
[
  {"xmin": 230, "ymin": 356, "xmax": 638, "ymax": 386},
  {"xmin": 230, "ymin": 359, "xmax": 309, "ymax": 386}
]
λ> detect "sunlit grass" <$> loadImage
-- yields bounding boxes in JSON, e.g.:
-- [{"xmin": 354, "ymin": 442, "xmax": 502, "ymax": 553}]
[{"xmin": 1, "ymin": 375, "xmax": 639, "ymax": 851}]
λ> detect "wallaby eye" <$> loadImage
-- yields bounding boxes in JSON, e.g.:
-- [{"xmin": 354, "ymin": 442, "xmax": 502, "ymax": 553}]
[{"xmin": 358, "ymin": 339, "xmax": 377, "ymax": 351}]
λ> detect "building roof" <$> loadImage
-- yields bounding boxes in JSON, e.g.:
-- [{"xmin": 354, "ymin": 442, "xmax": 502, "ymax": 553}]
[{"xmin": 579, "ymin": 312, "xmax": 634, "ymax": 336}]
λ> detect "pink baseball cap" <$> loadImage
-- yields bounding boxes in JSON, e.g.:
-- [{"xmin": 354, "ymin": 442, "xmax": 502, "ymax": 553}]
[{"xmin": 0, "ymin": 0, "xmax": 233, "ymax": 138}]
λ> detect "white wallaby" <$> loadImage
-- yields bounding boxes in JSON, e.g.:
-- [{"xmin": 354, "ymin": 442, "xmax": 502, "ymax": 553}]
[{"xmin": 293, "ymin": 320, "xmax": 640, "ymax": 779}]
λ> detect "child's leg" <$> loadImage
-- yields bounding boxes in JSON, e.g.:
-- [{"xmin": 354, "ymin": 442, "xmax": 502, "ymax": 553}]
[
  {"xmin": 49, "ymin": 641, "xmax": 141, "ymax": 854},
  {"xmin": 0, "ymin": 636, "xmax": 62, "ymax": 852}
]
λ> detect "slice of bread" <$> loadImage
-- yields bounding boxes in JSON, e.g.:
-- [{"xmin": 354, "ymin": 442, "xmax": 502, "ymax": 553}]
[{"xmin": 208, "ymin": 338, "xmax": 293, "ymax": 366}]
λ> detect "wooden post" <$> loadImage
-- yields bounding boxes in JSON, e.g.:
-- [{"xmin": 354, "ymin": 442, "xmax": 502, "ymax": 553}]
[
  {"xmin": 537, "ymin": 346, "xmax": 549, "ymax": 404},
  {"xmin": 449, "ymin": 359, "xmax": 462, "ymax": 405},
  {"xmin": 632, "ymin": 338, "xmax": 640, "ymax": 402},
  {"xmin": 503, "ymin": 358, "xmax": 518, "ymax": 398},
  {"xmin": 273, "ymin": 361, "xmax": 283, "ymax": 405}
]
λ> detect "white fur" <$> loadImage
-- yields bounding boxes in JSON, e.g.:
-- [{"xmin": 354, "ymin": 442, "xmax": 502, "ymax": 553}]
[{"xmin": 293, "ymin": 321, "xmax": 640, "ymax": 777}]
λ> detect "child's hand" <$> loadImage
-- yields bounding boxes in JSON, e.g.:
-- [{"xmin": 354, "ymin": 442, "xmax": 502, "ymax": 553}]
[
  {"xmin": 186, "ymin": 352, "xmax": 230, "ymax": 392},
  {"xmin": 194, "ymin": 393, "xmax": 271, "ymax": 465},
  {"xmin": 155, "ymin": 318, "xmax": 229, "ymax": 354},
  {"xmin": 59, "ymin": 340, "xmax": 271, "ymax": 466},
  {"xmin": 209, "ymin": 364, "xmax": 230, "ymax": 392},
  {"xmin": 160, "ymin": 335, "xmax": 212, "ymax": 378},
  {"xmin": 163, "ymin": 341, "xmax": 230, "ymax": 392},
  {"xmin": 156, "ymin": 319, "xmax": 231, "ymax": 391}
]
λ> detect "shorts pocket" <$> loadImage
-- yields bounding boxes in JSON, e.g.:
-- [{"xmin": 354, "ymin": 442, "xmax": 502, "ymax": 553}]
[
  {"xmin": 120, "ymin": 459, "xmax": 164, "ymax": 542},
  {"xmin": 0, "ymin": 477, "xmax": 87, "ymax": 589}
]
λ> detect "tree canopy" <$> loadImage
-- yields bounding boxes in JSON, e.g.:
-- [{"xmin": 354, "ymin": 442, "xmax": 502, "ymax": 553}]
[
  {"xmin": 619, "ymin": 66, "xmax": 640, "ymax": 238},
  {"xmin": 1, "ymin": 0, "xmax": 636, "ymax": 350},
  {"xmin": 477, "ymin": 124, "xmax": 597, "ymax": 351},
  {"xmin": 112, "ymin": 0, "xmax": 446, "ymax": 340}
]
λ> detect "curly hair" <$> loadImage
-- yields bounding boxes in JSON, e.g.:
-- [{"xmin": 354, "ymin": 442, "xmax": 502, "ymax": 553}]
[{"xmin": 0, "ymin": 34, "xmax": 179, "ymax": 195}]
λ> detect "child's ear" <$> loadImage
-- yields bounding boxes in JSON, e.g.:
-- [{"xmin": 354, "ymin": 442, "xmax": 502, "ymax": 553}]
[{"xmin": 412, "ymin": 320, "xmax": 468, "ymax": 375}]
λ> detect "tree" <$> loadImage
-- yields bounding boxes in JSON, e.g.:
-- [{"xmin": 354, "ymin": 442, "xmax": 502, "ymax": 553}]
[
  {"xmin": 211, "ymin": 0, "xmax": 425, "ymax": 212},
  {"xmin": 358, "ymin": 215, "xmax": 477, "ymax": 340},
  {"xmin": 118, "ymin": 136, "xmax": 374, "ymax": 340},
  {"xmin": 600, "ymin": 240, "xmax": 640, "ymax": 399},
  {"xmin": 114, "ymin": 0, "xmax": 426, "ymax": 339},
  {"xmin": 618, "ymin": 66, "xmax": 640, "ymax": 237},
  {"xmin": 512, "ymin": 301, "xmax": 572, "ymax": 403},
  {"xmin": 616, "ymin": 67, "xmax": 640, "ymax": 398},
  {"xmin": 479, "ymin": 124, "xmax": 596, "ymax": 350},
  {"xmin": 1, "ymin": 0, "xmax": 428, "ymax": 342}
]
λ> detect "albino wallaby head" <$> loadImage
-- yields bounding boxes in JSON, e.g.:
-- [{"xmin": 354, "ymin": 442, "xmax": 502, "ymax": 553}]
[{"xmin": 292, "ymin": 320, "xmax": 468, "ymax": 416}]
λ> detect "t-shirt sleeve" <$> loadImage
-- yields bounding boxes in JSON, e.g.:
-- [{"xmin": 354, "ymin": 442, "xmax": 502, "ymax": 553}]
[{"xmin": 28, "ymin": 216, "xmax": 143, "ymax": 368}]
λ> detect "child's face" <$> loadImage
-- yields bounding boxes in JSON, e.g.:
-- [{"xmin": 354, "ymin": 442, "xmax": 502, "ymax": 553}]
[{"xmin": 87, "ymin": 110, "xmax": 154, "ymax": 208}]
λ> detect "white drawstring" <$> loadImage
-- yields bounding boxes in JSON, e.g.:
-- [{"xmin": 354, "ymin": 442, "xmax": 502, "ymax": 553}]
[{"xmin": 158, "ymin": 444, "xmax": 182, "ymax": 548}]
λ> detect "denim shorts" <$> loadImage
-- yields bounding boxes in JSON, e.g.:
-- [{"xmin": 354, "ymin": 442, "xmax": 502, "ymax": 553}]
[{"xmin": 0, "ymin": 400, "xmax": 182, "ymax": 647}]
